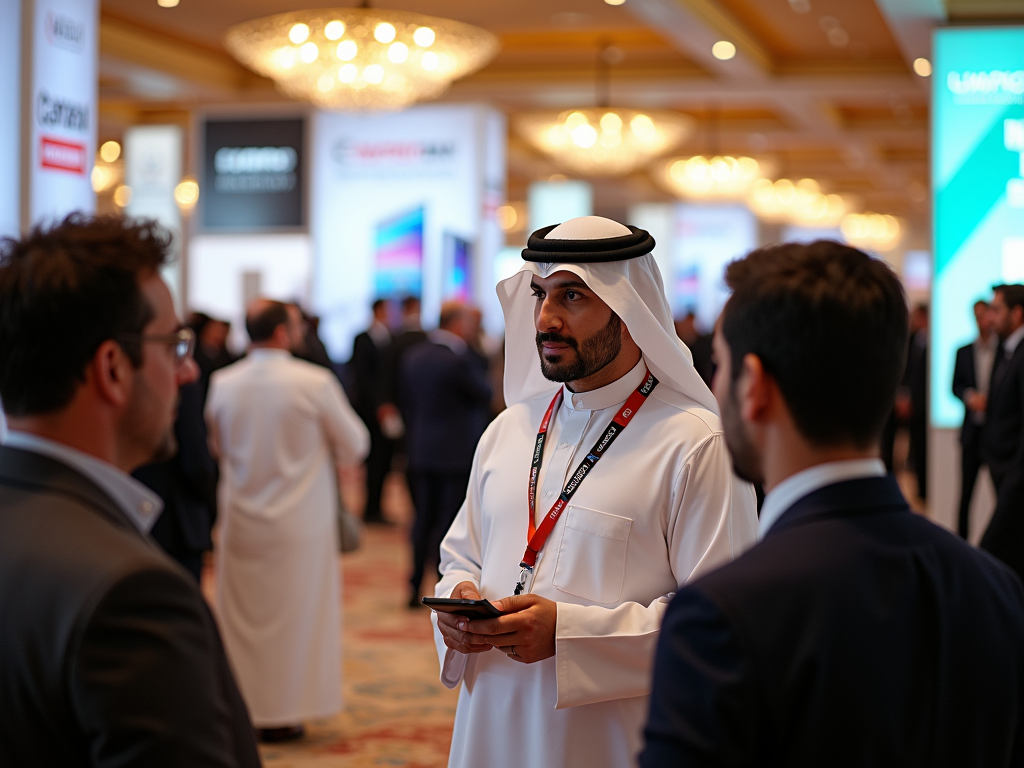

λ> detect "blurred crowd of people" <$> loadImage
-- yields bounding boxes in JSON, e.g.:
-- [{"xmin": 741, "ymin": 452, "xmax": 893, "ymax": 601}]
[{"xmin": 3, "ymin": 213, "xmax": 1024, "ymax": 768}]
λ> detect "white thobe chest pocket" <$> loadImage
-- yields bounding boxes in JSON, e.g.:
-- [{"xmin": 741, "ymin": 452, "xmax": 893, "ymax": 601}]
[{"xmin": 551, "ymin": 504, "xmax": 632, "ymax": 604}]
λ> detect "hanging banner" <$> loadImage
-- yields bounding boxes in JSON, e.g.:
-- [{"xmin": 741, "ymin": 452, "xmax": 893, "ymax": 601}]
[
  {"xmin": 932, "ymin": 27, "xmax": 1024, "ymax": 428},
  {"xmin": 28, "ymin": 0, "xmax": 98, "ymax": 225},
  {"xmin": 0, "ymin": 0, "xmax": 20, "ymax": 239},
  {"xmin": 124, "ymin": 125, "xmax": 183, "ymax": 308}
]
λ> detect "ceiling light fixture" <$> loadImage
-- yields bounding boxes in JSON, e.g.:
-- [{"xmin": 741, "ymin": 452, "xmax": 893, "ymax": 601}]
[
  {"xmin": 913, "ymin": 57, "xmax": 932, "ymax": 77},
  {"xmin": 157, "ymin": 0, "xmax": 179, "ymax": 7},
  {"xmin": 515, "ymin": 43, "xmax": 692, "ymax": 176},
  {"xmin": 518, "ymin": 108, "xmax": 692, "ymax": 177},
  {"xmin": 658, "ymin": 154, "xmax": 766, "ymax": 201},
  {"xmin": 224, "ymin": 8, "xmax": 499, "ymax": 111},
  {"xmin": 747, "ymin": 178, "xmax": 850, "ymax": 227},
  {"xmin": 840, "ymin": 212, "xmax": 902, "ymax": 251},
  {"xmin": 711, "ymin": 41, "xmax": 736, "ymax": 60}
]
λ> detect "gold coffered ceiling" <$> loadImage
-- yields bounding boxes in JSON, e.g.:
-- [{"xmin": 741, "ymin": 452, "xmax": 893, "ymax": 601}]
[{"xmin": 96, "ymin": 0, "xmax": 1024, "ymax": 238}]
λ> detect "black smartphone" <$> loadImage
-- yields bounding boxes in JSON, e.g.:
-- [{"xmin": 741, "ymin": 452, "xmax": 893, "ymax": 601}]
[{"xmin": 421, "ymin": 597, "xmax": 502, "ymax": 618}]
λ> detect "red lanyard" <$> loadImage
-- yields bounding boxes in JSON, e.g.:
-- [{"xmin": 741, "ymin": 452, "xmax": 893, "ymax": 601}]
[{"xmin": 515, "ymin": 368, "xmax": 658, "ymax": 594}]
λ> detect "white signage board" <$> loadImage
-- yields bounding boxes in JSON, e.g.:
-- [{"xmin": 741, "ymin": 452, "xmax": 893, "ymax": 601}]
[
  {"xmin": 310, "ymin": 104, "xmax": 506, "ymax": 359},
  {"xmin": 29, "ymin": 0, "xmax": 97, "ymax": 225},
  {"xmin": 188, "ymin": 233, "xmax": 314, "ymax": 353},
  {"xmin": 0, "ymin": 0, "xmax": 20, "ymax": 239},
  {"xmin": 124, "ymin": 125, "xmax": 183, "ymax": 308},
  {"xmin": 673, "ymin": 204, "xmax": 757, "ymax": 331}
]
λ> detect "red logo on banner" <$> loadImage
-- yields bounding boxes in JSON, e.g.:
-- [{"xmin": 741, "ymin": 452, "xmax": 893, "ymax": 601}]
[{"xmin": 40, "ymin": 136, "xmax": 86, "ymax": 174}]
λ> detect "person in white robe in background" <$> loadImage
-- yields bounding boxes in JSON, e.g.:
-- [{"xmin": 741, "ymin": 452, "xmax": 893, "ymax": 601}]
[
  {"xmin": 431, "ymin": 216, "xmax": 759, "ymax": 768},
  {"xmin": 206, "ymin": 299, "xmax": 369, "ymax": 740}
]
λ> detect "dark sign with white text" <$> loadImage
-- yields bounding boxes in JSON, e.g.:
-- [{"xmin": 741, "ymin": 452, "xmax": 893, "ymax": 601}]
[{"xmin": 202, "ymin": 118, "xmax": 305, "ymax": 231}]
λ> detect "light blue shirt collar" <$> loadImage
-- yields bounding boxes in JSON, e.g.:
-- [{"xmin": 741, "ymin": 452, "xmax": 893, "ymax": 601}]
[
  {"xmin": 758, "ymin": 458, "xmax": 886, "ymax": 540},
  {"xmin": 1, "ymin": 431, "xmax": 163, "ymax": 534}
]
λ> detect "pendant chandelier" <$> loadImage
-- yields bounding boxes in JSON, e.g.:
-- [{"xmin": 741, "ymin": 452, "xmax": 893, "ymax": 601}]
[
  {"xmin": 840, "ymin": 212, "xmax": 903, "ymax": 252},
  {"xmin": 517, "ymin": 108, "xmax": 692, "ymax": 177},
  {"xmin": 747, "ymin": 178, "xmax": 850, "ymax": 228},
  {"xmin": 515, "ymin": 44, "xmax": 692, "ymax": 177},
  {"xmin": 224, "ymin": 7, "xmax": 499, "ymax": 111},
  {"xmin": 657, "ymin": 154, "xmax": 764, "ymax": 201}
]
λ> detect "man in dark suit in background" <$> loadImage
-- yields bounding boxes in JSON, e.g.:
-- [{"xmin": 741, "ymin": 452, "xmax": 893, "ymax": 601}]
[
  {"xmin": 351, "ymin": 298, "xmax": 395, "ymax": 525},
  {"xmin": 0, "ymin": 215, "xmax": 260, "ymax": 767},
  {"xmin": 133, "ymin": 379, "xmax": 218, "ymax": 581},
  {"xmin": 641, "ymin": 241, "xmax": 1024, "ymax": 768},
  {"xmin": 952, "ymin": 299, "xmax": 997, "ymax": 539},
  {"xmin": 981, "ymin": 284, "xmax": 1024, "ymax": 582},
  {"xmin": 401, "ymin": 301, "xmax": 491, "ymax": 608},
  {"xmin": 905, "ymin": 303, "xmax": 929, "ymax": 500}
]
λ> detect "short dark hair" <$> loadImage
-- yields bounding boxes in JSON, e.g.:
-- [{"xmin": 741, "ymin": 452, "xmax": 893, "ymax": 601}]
[
  {"xmin": 0, "ymin": 213, "xmax": 171, "ymax": 416},
  {"xmin": 371, "ymin": 298, "xmax": 388, "ymax": 313},
  {"xmin": 401, "ymin": 295, "xmax": 420, "ymax": 313},
  {"xmin": 722, "ymin": 240, "xmax": 908, "ymax": 448},
  {"xmin": 245, "ymin": 301, "xmax": 290, "ymax": 342},
  {"xmin": 993, "ymin": 284, "xmax": 1024, "ymax": 312}
]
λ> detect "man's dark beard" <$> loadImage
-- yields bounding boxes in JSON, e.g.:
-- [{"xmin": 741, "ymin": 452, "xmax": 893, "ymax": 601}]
[
  {"xmin": 720, "ymin": 382, "xmax": 763, "ymax": 485},
  {"xmin": 536, "ymin": 313, "xmax": 622, "ymax": 384}
]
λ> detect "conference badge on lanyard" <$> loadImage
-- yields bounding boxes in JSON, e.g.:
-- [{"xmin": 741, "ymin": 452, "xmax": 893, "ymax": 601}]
[{"xmin": 514, "ymin": 368, "xmax": 658, "ymax": 595}]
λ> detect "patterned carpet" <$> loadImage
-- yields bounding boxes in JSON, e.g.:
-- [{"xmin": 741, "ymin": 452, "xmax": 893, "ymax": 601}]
[{"xmin": 207, "ymin": 471, "xmax": 458, "ymax": 767}]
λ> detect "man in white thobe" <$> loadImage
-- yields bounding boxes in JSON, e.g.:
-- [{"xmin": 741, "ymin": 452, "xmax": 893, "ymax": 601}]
[
  {"xmin": 432, "ymin": 216, "xmax": 759, "ymax": 768},
  {"xmin": 206, "ymin": 299, "xmax": 369, "ymax": 741}
]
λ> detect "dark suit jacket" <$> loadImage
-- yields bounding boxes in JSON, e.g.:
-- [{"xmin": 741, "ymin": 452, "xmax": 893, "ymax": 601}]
[
  {"xmin": 953, "ymin": 341, "xmax": 982, "ymax": 447},
  {"xmin": 133, "ymin": 381, "xmax": 217, "ymax": 561},
  {"xmin": 0, "ymin": 446, "xmax": 260, "ymax": 767},
  {"xmin": 641, "ymin": 475, "xmax": 1024, "ymax": 768},
  {"xmin": 400, "ymin": 339, "xmax": 492, "ymax": 474},
  {"xmin": 905, "ymin": 328, "xmax": 928, "ymax": 424},
  {"xmin": 350, "ymin": 329, "xmax": 391, "ymax": 423},
  {"xmin": 983, "ymin": 342, "xmax": 1024, "ymax": 488},
  {"xmin": 384, "ymin": 328, "xmax": 428, "ymax": 407}
]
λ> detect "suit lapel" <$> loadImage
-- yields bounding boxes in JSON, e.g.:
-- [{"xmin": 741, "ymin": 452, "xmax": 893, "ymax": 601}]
[
  {"xmin": 766, "ymin": 475, "xmax": 910, "ymax": 539},
  {"xmin": 0, "ymin": 445, "xmax": 144, "ymax": 537}
]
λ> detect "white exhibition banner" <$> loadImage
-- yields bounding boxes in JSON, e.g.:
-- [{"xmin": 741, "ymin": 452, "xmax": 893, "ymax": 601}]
[
  {"xmin": 124, "ymin": 125, "xmax": 183, "ymax": 308},
  {"xmin": 673, "ymin": 204, "xmax": 757, "ymax": 331},
  {"xmin": 29, "ymin": 0, "xmax": 97, "ymax": 225},
  {"xmin": 0, "ymin": 0, "xmax": 20, "ymax": 239},
  {"xmin": 188, "ymin": 234, "xmax": 314, "ymax": 353},
  {"xmin": 310, "ymin": 104, "xmax": 506, "ymax": 359}
]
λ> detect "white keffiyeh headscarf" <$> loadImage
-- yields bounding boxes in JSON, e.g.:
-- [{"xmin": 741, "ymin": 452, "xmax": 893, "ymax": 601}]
[{"xmin": 496, "ymin": 215, "xmax": 719, "ymax": 414}]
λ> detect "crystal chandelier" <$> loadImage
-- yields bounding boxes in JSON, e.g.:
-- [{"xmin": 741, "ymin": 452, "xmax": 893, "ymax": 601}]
[
  {"xmin": 657, "ymin": 155, "xmax": 765, "ymax": 200},
  {"xmin": 516, "ymin": 108, "xmax": 692, "ymax": 177},
  {"xmin": 224, "ymin": 8, "xmax": 499, "ymax": 111},
  {"xmin": 747, "ymin": 178, "xmax": 850, "ymax": 227},
  {"xmin": 840, "ymin": 212, "xmax": 903, "ymax": 252}
]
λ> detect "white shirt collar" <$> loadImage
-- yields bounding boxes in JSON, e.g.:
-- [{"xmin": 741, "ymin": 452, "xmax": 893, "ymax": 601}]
[
  {"xmin": 429, "ymin": 328, "xmax": 468, "ymax": 355},
  {"xmin": 248, "ymin": 347, "xmax": 291, "ymax": 359},
  {"xmin": 758, "ymin": 458, "xmax": 886, "ymax": 540},
  {"xmin": 2, "ymin": 431, "xmax": 163, "ymax": 533},
  {"xmin": 1005, "ymin": 324, "xmax": 1024, "ymax": 356},
  {"xmin": 563, "ymin": 357, "xmax": 648, "ymax": 412}
]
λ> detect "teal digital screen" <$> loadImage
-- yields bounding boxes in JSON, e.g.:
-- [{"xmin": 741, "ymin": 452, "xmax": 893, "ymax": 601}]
[{"xmin": 932, "ymin": 27, "xmax": 1024, "ymax": 428}]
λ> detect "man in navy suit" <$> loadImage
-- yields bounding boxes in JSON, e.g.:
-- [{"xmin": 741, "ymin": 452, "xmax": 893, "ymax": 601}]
[
  {"xmin": 401, "ymin": 301, "xmax": 492, "ymax": 607},
  {"xmin": 981, "ymin": 284, "xmax": 1024, "ymax": 582},
  {"xmin": 640, "ymin": 241, "xmax": 1024, "ymax": 767},
  {"xmin": 952, "ymin": 299, "xmax": 997, "ymax": 539}
]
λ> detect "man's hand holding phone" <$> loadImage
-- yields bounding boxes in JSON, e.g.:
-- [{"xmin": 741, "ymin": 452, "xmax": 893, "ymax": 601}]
[{"xmin": 434, "ymin": 581, "xmax": 558, "ymax": 664}]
